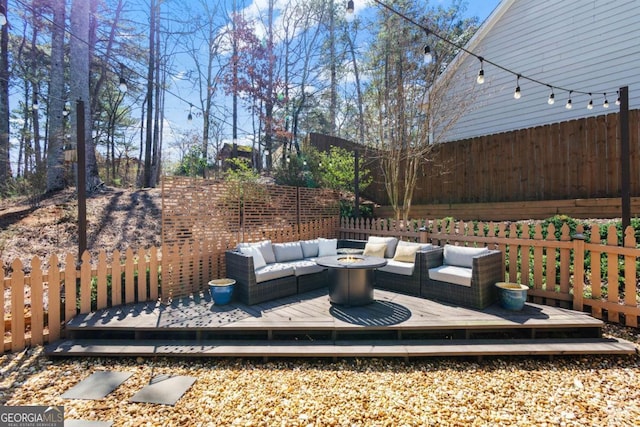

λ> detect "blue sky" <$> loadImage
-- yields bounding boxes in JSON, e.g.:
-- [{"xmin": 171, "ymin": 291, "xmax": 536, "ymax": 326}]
[{"xmin": 163, "ymin": 0, "xmax": 504, "ymax": 161}]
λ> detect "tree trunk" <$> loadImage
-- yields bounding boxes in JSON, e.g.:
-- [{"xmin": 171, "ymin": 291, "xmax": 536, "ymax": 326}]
[
  {"xmin": 0, "ymin": 0, "xmax": 9, "ymax": 188},
  {"xmin": 143, "ymin": 0, "xmax": 155, "ymax": 188},
  {"xmin": 70, "ymin": 0, "xmax": 101, "ymax": 192},
  {"xmin": 46, "ymin": 0, "xmax": 66, "ymax": 193}
]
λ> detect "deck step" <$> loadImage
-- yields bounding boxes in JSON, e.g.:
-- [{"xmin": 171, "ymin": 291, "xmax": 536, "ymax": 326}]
[{"xmin": 45, "ymin": 337, "xmax": 637, "ymax": 359}]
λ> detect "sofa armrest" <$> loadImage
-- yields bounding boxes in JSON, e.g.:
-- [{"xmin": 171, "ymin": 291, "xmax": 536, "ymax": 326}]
[
  {"xmin": 471, "ymin": 249, "xmax": 504, "ymax": 289},
  {"xmin": 225, "ymin": 249, "xmax": 257, "ymax": 288}
]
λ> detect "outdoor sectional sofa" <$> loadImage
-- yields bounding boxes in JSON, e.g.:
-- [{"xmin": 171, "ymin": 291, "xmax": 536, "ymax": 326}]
[{"xmin": 225, "ymin": 237, "xmax": 503, "ymax": 309}]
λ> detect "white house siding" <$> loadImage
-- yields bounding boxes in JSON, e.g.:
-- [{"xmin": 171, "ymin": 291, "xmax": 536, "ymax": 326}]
[{"xmin": 438, "ymin": 0, "xmax": 640, "ymax": 142}]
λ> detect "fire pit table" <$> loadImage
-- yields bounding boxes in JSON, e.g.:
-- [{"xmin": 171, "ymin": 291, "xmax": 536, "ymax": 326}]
[{"xmin": 316, "ymin": 255, "xmax": 387, "ymax": 306}]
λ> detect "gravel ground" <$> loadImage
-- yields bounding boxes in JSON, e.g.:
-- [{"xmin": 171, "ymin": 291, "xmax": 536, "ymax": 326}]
[{"xmin": 0, "ymin": 325, "xmax": 638, "ymax": 426}]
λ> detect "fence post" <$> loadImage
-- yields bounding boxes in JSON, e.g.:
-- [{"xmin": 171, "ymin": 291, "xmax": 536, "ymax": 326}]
[
  {"xmin": 572, "ymin": 232, "xmax": 586, "ymax": 312},
  {"xmin": 419, "ymin": 225, "xmax": 430, "ymax": 244}
]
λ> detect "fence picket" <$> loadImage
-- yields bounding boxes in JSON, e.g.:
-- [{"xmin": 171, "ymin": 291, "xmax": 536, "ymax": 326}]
[
  {"xmin": 80, "ymin": 252, "xmax": 92, "ymax": 314},
  {"xmin": 112, "ymin": 250, "xmax": 122, "ymax": 307},
  {"xmin": 48, "ymin": 254, "xmax": 61, "ymax": 342},
  {"xmin": 64, "ymin": 254, "xmax": 76, "ymax": 329},
  {"xmin": 30, "ymin": 256, "xmax": 44, "ymax": 346},
  {"xmin": 97, "ymin": 251, "xmax": 108, "ymax": 310},
  {"xmin": 606, "ymin": 225, "xmax": 620, "ymax": 323},
  {"xmin": 11, "ymin": 259, "xmax": 25, "ymax": 352}
]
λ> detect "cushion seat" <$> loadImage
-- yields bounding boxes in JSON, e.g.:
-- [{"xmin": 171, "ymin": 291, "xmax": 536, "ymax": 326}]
[
  {"xmin": 255, "ymin": 264, "xmax": 295, "ymax": 283},
  {"xmin": 287, "ymin": 259, "xmax": 326, "ymax": 276},
  {"xmin": 428, "ymin": 264, "xmax": 472, "ymax": 287},
  {"xmin": 378, "ymin": 259, "xmax": 415, "ymax": 276}
]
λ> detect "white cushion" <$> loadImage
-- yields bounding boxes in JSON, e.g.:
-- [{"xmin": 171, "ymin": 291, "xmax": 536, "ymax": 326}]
[
  {"xmin": 428, "ymin": 265, "xmax": 472, "ymax": 287},
  {"xmin": 238, "ymin": 240, "xmax": 276, "ymax": 264},
  {"xmin": 239, "ymin": 246, "xmax": 267, "ymax": 270},
  {"xmin": 272, "ymin": 242, "xmax": 304, "ymax": 262},
  {"xmin": 378, "ymin": 259, "xmax": 414, "ymax": 276},
  {"xmin": 443, "ymin": 245, "xmax": 489, "ymax": 268},
  {"xmin": 300, "ymin": 240, "xmax": 319, "ymax": 258},
  {"xmin": 254, "ymin": 263, "xmax": 295, "ymax": 283},
  {"xmin": 318, "ymin": 238, "xmax": 337, "ymax": 256},
  {"xmin": 363, "ymin": 242, "xmax": 387, "ymax": 258},
  {"xmin": 286, "ymin": 259, "xmax": 326, "ymax": 276},
  {"xmin": 368, "ymin": 236, "xmax": 398, "ymax": 258}
]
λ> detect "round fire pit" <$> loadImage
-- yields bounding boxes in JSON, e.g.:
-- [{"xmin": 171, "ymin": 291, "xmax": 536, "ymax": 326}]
[{"xmin": 316, "ymin": 255, "xmax": 387, "ymax": 306}]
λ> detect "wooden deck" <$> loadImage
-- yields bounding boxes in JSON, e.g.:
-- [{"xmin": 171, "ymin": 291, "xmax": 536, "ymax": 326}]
[{"xmin": 45, "ymin": 288, "xmax": 637, "ymax": 359}]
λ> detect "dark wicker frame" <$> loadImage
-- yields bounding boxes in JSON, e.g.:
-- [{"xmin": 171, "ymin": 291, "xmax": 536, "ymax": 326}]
[
  {"xmin": 225, "ymin": 250, "xmax": 298, "ymax": 305},
  {"xmin": 376, "ymin": 248, "xmax": 442, "ymax": 296},
  {"xmin": 420, "ymin": 248, "xmax": 503, "ymax": 309}
]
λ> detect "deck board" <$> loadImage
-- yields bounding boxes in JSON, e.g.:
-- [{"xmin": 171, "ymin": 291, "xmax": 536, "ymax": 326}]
[
  {"xmin": 67, "ymin": 288, "xmax": 603, "ymax": 332},
  {"xmin": 49, "ymin": 288, "xmax": 639, "ymax": 359}
]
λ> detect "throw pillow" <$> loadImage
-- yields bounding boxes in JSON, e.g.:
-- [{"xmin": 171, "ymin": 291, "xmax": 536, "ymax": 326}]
[
  {"xmin": 393, "ymin": 244, "xmax": 420, "ymax": 263},
  {"xmin": 239, "ymin": 246, "xmax": 267, "ymax": 270},
  {"xmin": 318, "ymin": 238, "xmax": 338, "ymax": 256},
  {"xmin": 368, "ymin": 236, "xmax": 398, "ymax": 258},
  {"xmin": 363, "ymin": 242, "xmax": 387, "ymax": 258}
]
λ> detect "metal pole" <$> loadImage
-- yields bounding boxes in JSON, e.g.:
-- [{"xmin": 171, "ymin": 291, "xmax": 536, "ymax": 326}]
[
  {"xmin": 354, "ymin": 150, "xmax": 360, "ymax": 219},
  {"xmin": 76, "ymin": 99, "xmax": 87, "ymax": 259},
  {"xmin": 619, "ymin": 86, "xmax": 630, "ymax": 230}
]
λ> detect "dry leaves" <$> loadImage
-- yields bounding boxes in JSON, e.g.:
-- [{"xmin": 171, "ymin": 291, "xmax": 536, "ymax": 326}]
[{"xmin": 0, "ymin": 332, "xmax": 638, "ymax": 427}]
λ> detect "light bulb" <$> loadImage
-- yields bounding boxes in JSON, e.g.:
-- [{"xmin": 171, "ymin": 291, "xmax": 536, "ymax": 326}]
[
  {"xmin": 603, "ymin": 93, "xmax": 609, "ymax": 108},
  {"xmin": 423, "ymin": 45, "xmax": 432, "ymax": 65},
  {"xmin": 565, "ymin": 98, "xmax": 572, "ymax": 109},
  {"xmin": 0, "ymin": 13, "xmax": 6, "ymax": 27},
  {"xmin": 587, "ymin": 100, "xmax": 593, "ymax": 110},
  {"xmin": 476, "ymin": 58, "xmax": 484, "ymax": 84},
  {"xmin": 346, "ymin": 0, "xmax": 354, "ymax": 14},
  {"xmin": 547, "ymin": 90, "xmax": 555, "ymax": 105},
  {"xmin": 513, "ymin": 86, "xmax": 521, "ymax": 99},
  {"xmin": 187, "ymin": 112, "xmax": 193, "ymax": 121},
  {"xmin": 118, "ymin": 77, "xmax": 127, "ymax": 93}
]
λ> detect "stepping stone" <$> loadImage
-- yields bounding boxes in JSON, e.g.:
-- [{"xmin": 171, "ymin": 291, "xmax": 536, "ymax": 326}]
[
  {"xmin": 62, "ymin": 371, "xmax": 133, "ymax": 400},
  {"xmin": 65, "ymin": 421, "xmax": 113, "ymax": 427},
  {"xmin": 130, "ymin": 374, "xmax": 196, "ymax": 406}
]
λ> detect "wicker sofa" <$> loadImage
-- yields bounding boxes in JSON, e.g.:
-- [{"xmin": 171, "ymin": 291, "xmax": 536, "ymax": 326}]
[
  {"xmin": 225, "ymin": 237, "xmax": 436, "ymax": 305},
  {"xmin": 225, "ymin": 238, "xmax": 503, "ymax": 308},
  {"xmin": 421, "ymin": 244, "xmax": 504, "ymax": 309},
  {"xmin": 226, "ymin": 239, "xmax": 372, "ymax": 305}
]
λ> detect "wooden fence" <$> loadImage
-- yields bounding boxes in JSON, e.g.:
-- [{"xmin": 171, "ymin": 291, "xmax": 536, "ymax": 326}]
[
  {"xmin": 3, "ymin": 214, "xmax": 638, "ymax": 353},
  {"xmin": 310, "ymin": 110, "xmax": 640, "ymax": 205},
  {"xmin": 340, "ymin": 217, "xmax": 640, "ymax": 327}
]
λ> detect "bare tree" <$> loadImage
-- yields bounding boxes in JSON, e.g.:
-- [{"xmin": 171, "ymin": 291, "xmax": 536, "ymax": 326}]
[
  {"xmin": 364, "ymin": 1, "xmax": 478, "ymax": 221},
  {"xmin": 0, "ymin": 0, "xmax": 9, "ymax": 189},
  {"xmin": 70, "ymin": 0, "xmax": 101, "ymax": 192},
  {"xmin": 46, "ymin": 0, "xmax": 66, "ymax": 192}
]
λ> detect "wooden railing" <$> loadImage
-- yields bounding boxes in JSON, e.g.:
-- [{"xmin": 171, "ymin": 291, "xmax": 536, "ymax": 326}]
[
  {"xmin": 2, "ymin": 216, "xmax": 637, "ymax": 354},
  {"xmin": 340, "ymin": 217, "xmax": 640, "ymax": 327}
]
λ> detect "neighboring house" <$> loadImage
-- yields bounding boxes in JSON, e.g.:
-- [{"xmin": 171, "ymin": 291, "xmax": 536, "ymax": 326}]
[
  {"xmin": 437, "ymin": 0, "xmax": 640, "ymax": 142},
  {"xmin": 217, "ymin": 143, "xmax": 254, "ymax": 166}
]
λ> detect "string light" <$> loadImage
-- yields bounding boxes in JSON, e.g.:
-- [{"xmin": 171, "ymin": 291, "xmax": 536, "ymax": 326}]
[
  {"xmin": 476, "ymin": 57, "xmax": 484, "ymax": 84},
  {"xmin": 345, "ymin": 0, "xmax": 623, "ymax": 112},
  {"xmin": 32, "ymin": 92, "xmax": 39, "ymax": 110},
  {"xmin": 587, "ymin": 93, "xmax": 593, "ymax": 110},
  {"xmin": 616, "ymin": 91, "xmax": 621, "ymax": 106},
  {"xmin": 187, "ymin": 103, "xmax": 193, "ymax": 121},
  {"xmin": 423, "ymin": 44, "xmax": 433, "ymax": 65},
  {"xmin": 603, "ymin": 93, "xmax": 609, "ymax": 108},
  {"xmin": 513, "ymin": 75, "xmax": 521, "ymax": 99},
  {"xmin": 0, "ymin": 5, "xmax": 6, "ymax": 27},
  {"xmin": 63, "ymin": 103, "xmax": 70, "ymax": 116},
  {"xmin": 118, "ymin": 63, "xmax": 128, "ymax": 93},
  {"xmin": 346, "ymin": 0, "xmax": 354, "ymax": 14}
]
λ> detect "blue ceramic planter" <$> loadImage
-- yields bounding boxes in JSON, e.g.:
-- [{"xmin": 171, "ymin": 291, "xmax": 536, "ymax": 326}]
[
  {"xmin": 496, "ymin": 282, "xmax": 528, "ymax": 310},
  {"xmin": 208, "ymin": 279, "xmax": 235, "ymax": 305}
]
